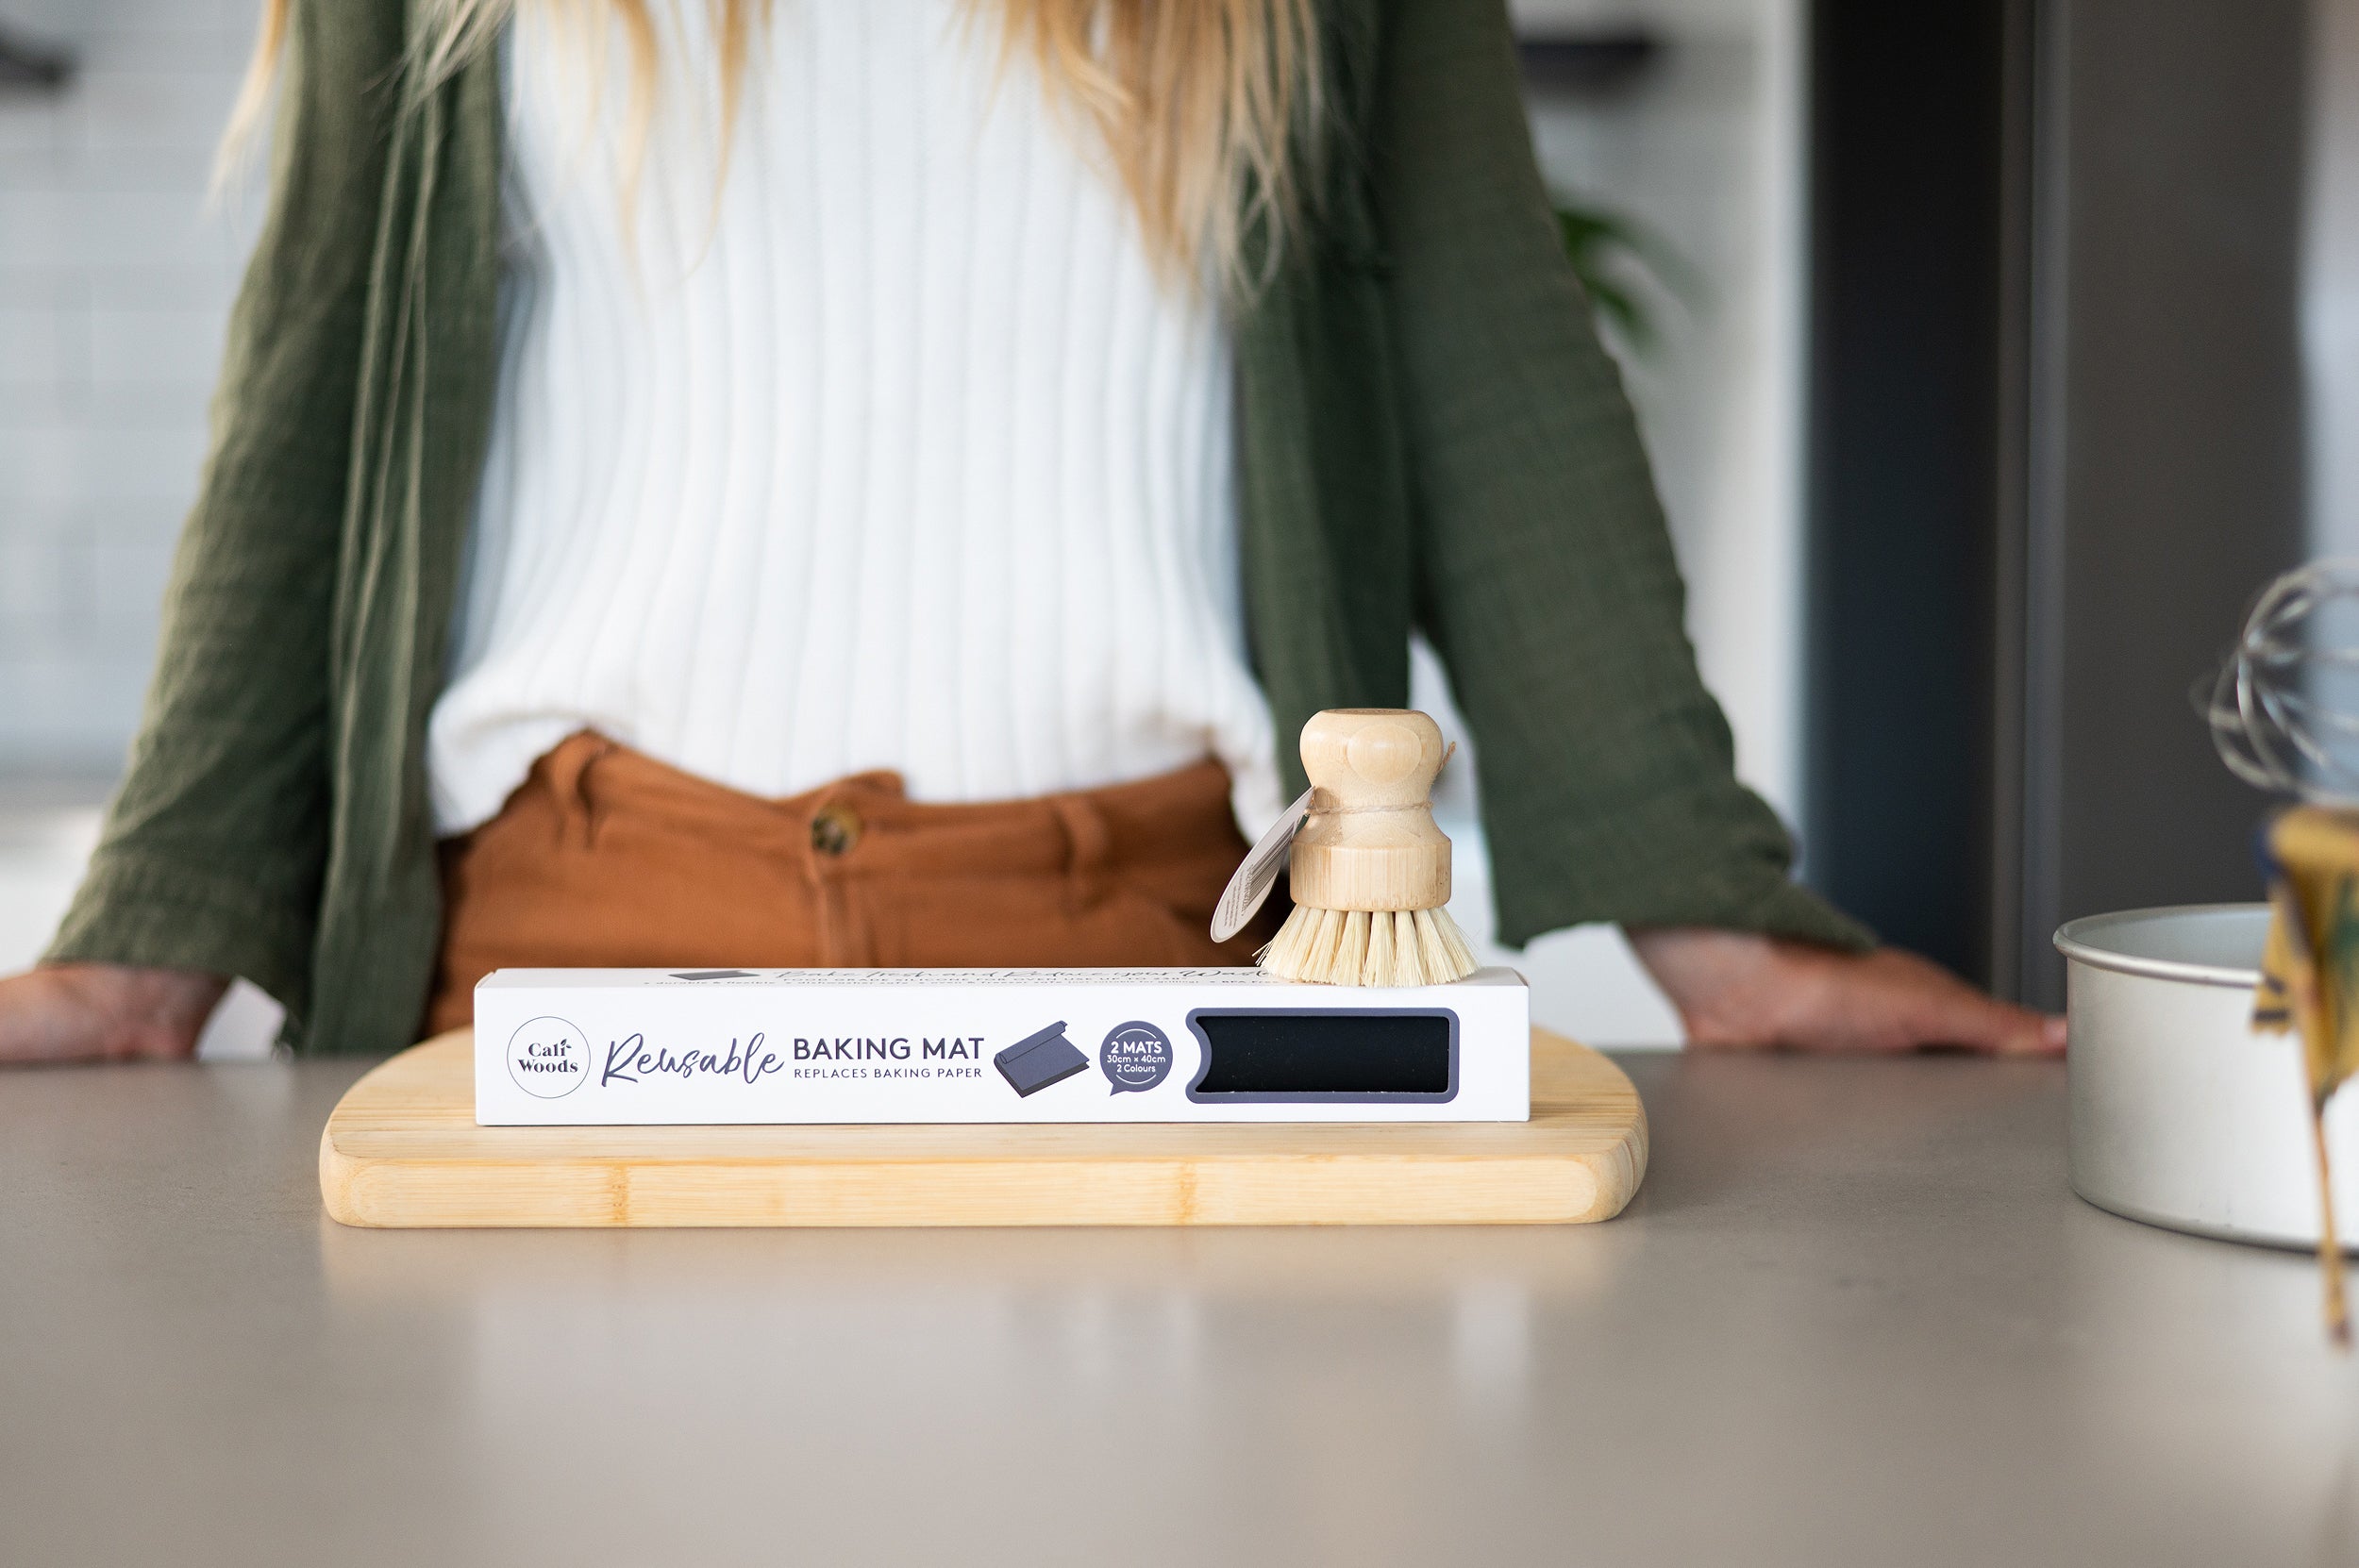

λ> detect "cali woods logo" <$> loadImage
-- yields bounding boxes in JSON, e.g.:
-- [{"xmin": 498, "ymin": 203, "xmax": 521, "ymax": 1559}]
[{"xmin": 506, "ymin": 1016, "xmax": 591, "ymax": 1098}]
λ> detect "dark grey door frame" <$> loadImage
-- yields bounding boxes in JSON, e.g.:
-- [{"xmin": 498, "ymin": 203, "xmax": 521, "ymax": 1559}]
[
  {"xmin": 1803, "ymin": 0, "xmax": 2025, "ymax": 991},
  {"xmin": 1809, "ymin": 0, "xmax": 2307, "ymax": 1008},
  {"xmin": 2014, "ymin": 0, "xmax": 2308, "ymax": 1008}
]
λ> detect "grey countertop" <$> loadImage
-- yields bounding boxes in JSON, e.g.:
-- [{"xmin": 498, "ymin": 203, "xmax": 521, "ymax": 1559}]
[{"xmin": 4, "ymin": 1050, "xmax": 2354, "ymax": 1568}]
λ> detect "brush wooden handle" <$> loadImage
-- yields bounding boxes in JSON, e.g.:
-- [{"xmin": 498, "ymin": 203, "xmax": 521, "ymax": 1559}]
[{"xmin": 1287, "ymin": 709, "xmax": 1452, "ymax": 911}]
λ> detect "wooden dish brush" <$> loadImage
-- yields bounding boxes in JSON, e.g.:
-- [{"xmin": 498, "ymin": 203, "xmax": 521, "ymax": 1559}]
[{"xmin": 1259, "ymin": 709, "xmax": 1480, "ymax": 987}]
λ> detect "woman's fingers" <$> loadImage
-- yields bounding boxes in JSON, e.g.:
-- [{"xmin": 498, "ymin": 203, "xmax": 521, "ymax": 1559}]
[
  {"xmin": 1914, "ymin": 981, "xmax": 2066, "ymax": 1057},
  {"xmin": 2003, "ymin": 1008, "xmax": 2071, "ymax": 1058},
  {"xmin": 1862, "ymin": 946, "xmax": 2066, "ymax": 1056}
]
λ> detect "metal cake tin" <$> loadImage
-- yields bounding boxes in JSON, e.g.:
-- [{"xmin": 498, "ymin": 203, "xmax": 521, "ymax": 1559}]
[{"xmin": 2058, "ymin": 902, "xmax": 2359, "ymax": 1250}]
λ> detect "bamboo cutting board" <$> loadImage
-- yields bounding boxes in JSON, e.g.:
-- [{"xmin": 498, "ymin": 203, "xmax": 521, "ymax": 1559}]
[{"xmin": 319, "ymin": 1027, "xmax": 1646, "ymax": 1228}]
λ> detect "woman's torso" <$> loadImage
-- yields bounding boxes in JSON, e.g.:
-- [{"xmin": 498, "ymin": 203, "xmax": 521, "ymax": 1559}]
[{"xmin": 428, "ymin": 0, "xmax": 1285, "ymax": 839}]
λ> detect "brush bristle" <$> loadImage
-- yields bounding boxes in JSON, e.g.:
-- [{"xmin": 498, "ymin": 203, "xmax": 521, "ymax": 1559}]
[
  {"xmin": 1364, "ymin": 905, "xmax": 1395, "ymax": 985},
  {"xmin": 1337, "ymin": 909, "xmax": 1370, "ymax": 985},
  {"xmin": 1260, "ymin": 901, "xmax": 1313, "ymax": 978},
  {"xmin": 1415, "ymin": 900, "xmax": 1472, "ymax": 971},
  {"xmin": 1258, "ymin": 902, "xmax": 1480, "ymax": 986}
]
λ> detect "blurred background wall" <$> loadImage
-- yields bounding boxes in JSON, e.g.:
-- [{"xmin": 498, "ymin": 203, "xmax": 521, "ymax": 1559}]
[{"xmin": 0, "ymin": 1, "xmax": 259, "ymax": 772}]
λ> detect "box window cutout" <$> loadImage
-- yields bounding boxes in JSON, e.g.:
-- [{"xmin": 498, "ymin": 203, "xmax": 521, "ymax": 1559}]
[{"xmin": 1187, "ymin": 1010, "xmax": 1457, "ymax": 1101}]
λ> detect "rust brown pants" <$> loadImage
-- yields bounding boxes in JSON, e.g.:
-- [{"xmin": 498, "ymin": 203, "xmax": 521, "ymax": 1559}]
[{"xmin": 426, "ymin": 732, "xmax": 1273, "ymax": 1035}]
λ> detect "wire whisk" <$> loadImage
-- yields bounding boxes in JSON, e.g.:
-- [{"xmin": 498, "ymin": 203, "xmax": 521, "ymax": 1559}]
[{"xmin": 2205, "ymin": 559, "xmax": 2359, "ymax": 807}]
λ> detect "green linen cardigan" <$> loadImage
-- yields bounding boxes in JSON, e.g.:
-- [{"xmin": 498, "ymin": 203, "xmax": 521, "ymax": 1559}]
[{"xmin": 44, "ymin": 0, "xmax": 1869, "ymax": 1055}]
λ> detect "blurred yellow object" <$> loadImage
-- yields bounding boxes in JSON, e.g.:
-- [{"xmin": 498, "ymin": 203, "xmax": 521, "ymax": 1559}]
[{"xmin": 2254, "ymin": 804, "xmax": 2359, "ymax": 1345}]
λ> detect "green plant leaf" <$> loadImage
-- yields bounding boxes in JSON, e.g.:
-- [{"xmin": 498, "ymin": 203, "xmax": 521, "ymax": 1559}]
[{"xmin": 1551, "ymin": 197, "xmax": 1698, "ymax": 356}]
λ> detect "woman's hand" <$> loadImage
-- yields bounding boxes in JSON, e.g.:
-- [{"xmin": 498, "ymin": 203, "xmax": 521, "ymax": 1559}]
[
  {"xmin": 1628, "ymin": 927, "xmax": 2064, "ymax": 1056},
  {"xmin": 0, "ymin": 964, "xmax": 227, "ymax": 1066}
]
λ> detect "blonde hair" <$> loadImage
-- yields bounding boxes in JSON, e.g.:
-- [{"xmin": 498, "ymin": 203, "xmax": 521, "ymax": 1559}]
[{"xmin": 223, "ymin": 0, "xmax": 1321, "ymax": 292}]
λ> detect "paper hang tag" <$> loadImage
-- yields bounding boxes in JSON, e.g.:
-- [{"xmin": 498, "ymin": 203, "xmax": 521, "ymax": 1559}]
[{"xmin": 1210, "ymin": 786, "xmax": 1315, "ymax": 943}]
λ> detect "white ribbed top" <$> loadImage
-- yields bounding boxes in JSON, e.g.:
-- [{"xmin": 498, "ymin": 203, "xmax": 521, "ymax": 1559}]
[{"xmin": 428, "ymin": 0, "xmax": 1283, "ymax": 838}]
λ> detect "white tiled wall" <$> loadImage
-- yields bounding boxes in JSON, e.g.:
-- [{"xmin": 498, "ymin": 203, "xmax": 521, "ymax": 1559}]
[{"xmin": 0, "ymin": 0, "xmax": 261, "ymax": 772}]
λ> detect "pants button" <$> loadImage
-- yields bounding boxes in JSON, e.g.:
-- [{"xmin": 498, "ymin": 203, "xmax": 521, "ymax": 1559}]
[{"xmin": 811, "ymin": 803, "xmax": 862, "ymax": 856}]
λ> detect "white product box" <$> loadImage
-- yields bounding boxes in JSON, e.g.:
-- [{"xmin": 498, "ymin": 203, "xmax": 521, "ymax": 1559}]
[{"xmin": 474, "ymin": 966, "xmax": 1530, "ymax": 1125}]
